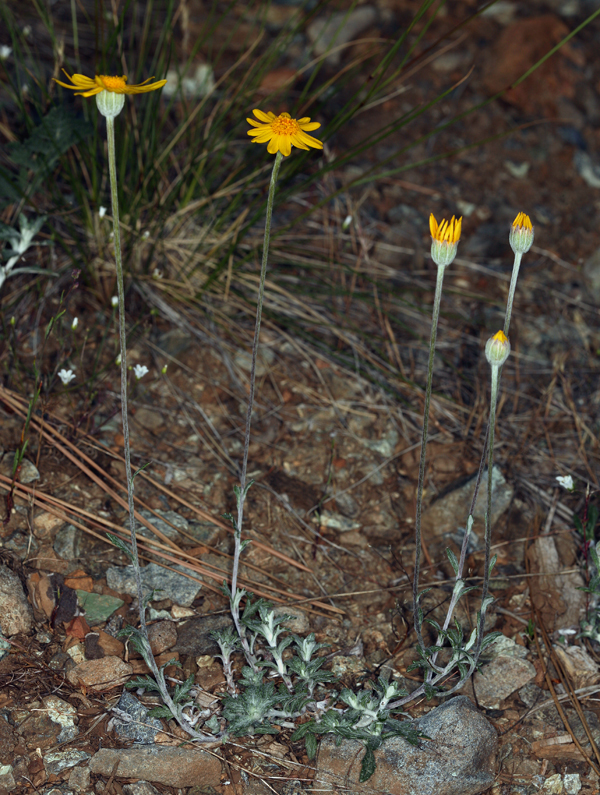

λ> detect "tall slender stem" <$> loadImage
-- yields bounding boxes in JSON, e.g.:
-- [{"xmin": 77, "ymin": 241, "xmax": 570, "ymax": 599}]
[
  {"xmin": 476, "ymin": 362, "xmax": 500, "ymax": 649},
  {"xmin": 503, "ymin": 251, "xmax": 522, "ymax": 337},
  {"xmin": 106, "ymin": 116, "xmax": 146, "ymax": 635},
  {"xmin": 230, "ymin": 152, "xmax": 283, "ymax": 648},
  {"xmin": 412, "ymin": 261, "xmax": 446, "ymax": 651}
]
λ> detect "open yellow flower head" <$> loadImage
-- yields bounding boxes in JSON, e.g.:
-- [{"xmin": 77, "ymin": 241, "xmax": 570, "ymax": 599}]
[
  {"xmin": 485, "ymin": 330, "xmax": 510, "ymax": 368},
  {"xmin": 247, "ymin": 109, "xmax": 323, "ymax": 157},
  {"xmin": 429, "ymin": 213, "xmax": 462, "ymax": 268},
  {"xmin": 509, "ymin": 212, "xmax": 534, "ymax": 254},
  {"xmin": 54, "ymin": 70, "xmax": 167, "ymax": 118}
]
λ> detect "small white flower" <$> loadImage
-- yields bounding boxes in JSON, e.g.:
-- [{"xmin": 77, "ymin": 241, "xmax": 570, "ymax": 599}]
[
  {"xmin": 133, "ymin": 364, "xmax": 149, "ymax": 380},
  {"xmin": 342, "ymin": 215, "xmax": 352, "ymax": 230},
  {"xmin": 58, "ymin": 369, "xmax": 76, "ymax": 385},
  {"xmin": 161, "ymin": 364, "xmax": 168, "ymax": 375},
  {"xmin": 152, "ymin": 268, "xmax": 163, "ymax": 279},
  {"xmin": 71, "ymin": 317, "xmax": 79, "ymax": 330},
  {"xmin": 111, "ymin": 295, "xmax": 118, "ymax": 307},
  {"xmin": 116, "ymin": 354, "xmax": 122, "ymax": 365},
  {"xmin": 556, "ymin": 475, "xmax": 574, "ymax": 491},
  {"xmin": 99, "ymin": 206, "xmax": 107, "ymax": 218},
  {"xmin": 0, "ymin": 46, "xmax": 12, "ymax": 60},
  {"xmin": 143, "ymin": 230, "xmax": 150, "ymax": 239},
  {"xmin": 22, "ymin": 25, "xmax": 31, "ymax": 37}
]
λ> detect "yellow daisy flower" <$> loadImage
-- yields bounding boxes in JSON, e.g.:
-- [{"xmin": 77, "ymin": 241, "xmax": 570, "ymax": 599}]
[
  {"xmin": 53, "ymin": 70, "xmax": 167, "ymax": 98},
  {"xmin": 247, "ymin": 109, "xmax": 323, "ymax": 157},
  {"xmin": 509, "ymin": 211, "xmax": 534, "ymax": 254},
  {"xmin": 429, "ymin": 213, "xmax": 462, "ymax": 268},
  {"xmin": 429, "ymin": 213, "xmax": 462, "ymax": 245}
]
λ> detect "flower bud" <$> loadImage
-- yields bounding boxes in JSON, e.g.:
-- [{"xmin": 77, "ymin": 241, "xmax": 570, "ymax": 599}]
[
  {"xmin": 485, "ymin": 330, "xmax": 510, "ymax": 367},
  {"xmin": 509, "ymin": 212, "xmax": 534, "ymax": 254},
  {"xmin": 430, "ymin": 213, "xmax": 462, "ymax": 268},
  {"xmin": 96, "ymin": 90, "xmax": 125, "ymax": 119}
]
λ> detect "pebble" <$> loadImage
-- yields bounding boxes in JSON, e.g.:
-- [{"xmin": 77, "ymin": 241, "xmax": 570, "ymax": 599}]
[
  {"xmin": 147, "ymin": 620, "xmax": 178, "ymax": 655},
  {"xmin": 32, "ymin": 511, "xmax": 65, "ymax": 541},
  {"xmin": 136, "ymin": 509, "xmax": 188, "ymax": 543},
  {"xmin": 43, "ymin": 749, "xmax": 90, "ymax": 776},
  {"xmin": 0, "ymin": 764, "xmax": 16, "ymax": 791},
  {"xmin": 474, "ymin": 654, "xmax": 536, "ymax": 709},
  {"xmin": 43, "ymin": 695, "xmax": 79, "ymax": 743},
  {"xmin": 106, "ymin": 562, "xmax": 202, "ymax": 607},
  {"xmin": 66, "ymin": 656, "xmax": 133, "ymax": 692},
  {"xmin": 77, "ymin": 591, "xmax": 124, "ymax": 625},
  {"xmin": 112, "ymin": 692, "xmax": 163, "ymax": 745},
  {"xmin": 273, "ymin": 606, "xmax": 310, "ymax": 635},
  {"xmin": 233, "ymin": 345, "xmax": 275, "ymax": 376},
  {"xmin": 53, "ymin": 525, "xmax": 83, "ymax": 559},
  {"xmin": 173, "ymin": 614, "xmax": 233, "ymax": 656},
  {"xmin": 68, "ymin": 765, "xmax": 91, "ymax": 792},
  {"xmin": 315, "ymin": 510, "xmax": 360, "ymax": 533},
  {"xmin": 316, "ymin": 696, "xmax": 497, "ymax": 795},
  {"xmin": 134, "ymin": 408, "xmax": 165, "ymax": 431},
  {"xmin": 573, "ymin": 150, "xmax": 600, "ymax": 188},
  {"xmin": 421, "ymin": 465, "xmax": 513, "ymax": 539},
  {"xmin": 89, "ymin": 746, "xmax": 221, "ymax": 788},
  {"xmin": 123, "ymin": 783, "xmax": 161, "ymax": 795},
  {"xmin": 0, "ymin": 564, "xmax": 34, "ymax": 636},
  {"xmin": 17, "ymin": 459, "xmax": 40, "ymax": 484},
  {"xmin": 553, "ymin": 644, "xmax": 600, "ymax": 690}
]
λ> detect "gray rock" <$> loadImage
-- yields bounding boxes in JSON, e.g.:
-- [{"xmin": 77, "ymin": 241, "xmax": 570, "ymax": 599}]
[
  {"xmin": 68, "ymin": 765, "xmax": 91, "ymax": 792},
  {"xmin": 134, "ymin": 408, "xmax": 165, "ymax": 431},
  {"xmin": 43, "ymin": 750, "xmax": 90, "ymax": 776},
  {"xmin": 123, "ymin": 783, "xmax": 160, "ymax": 795},
  {"xmin": 0, "ymin": 764, "xmax": 16, "ymax": 791},
  {"xmin": 316, "ymin": 510, "xmax": 360, "ymax": 533},
  {"xmin": 112, "ymin": 692, "xmax": 162, "ymax": 745},
  {"xmin": 54, "ymin": 525, "xmax": 83, "ymax": 560},
  {"xmin": 43, "ymin": 695, "xmax": 79, "ymax": 743},
  {"xmin": 173, "ymin": 614, "xmax": 233, "ymax": 656},
  {"xmin": 0, "ymin": 564, "xmax": 34, "ymax": 636},
  {"xmin": 89, "ymin": 746, "xmax": 221, "ymax": 788},
  {"xmin": 123, "ymin": 781, "xmax": 159, "ymax": 795},
  {"xmin": 233, "ymin": 345, "xmax": 275, "ymax": 376},
  {"xmin": 0, "ymin": 632, "xmax": 10, "ymax": 662},
  {"xmin": 308, "ymin": 6, "xmax": 378, "ymax": 66},
  {"xmin": 18, "ymin": 459, "xmax": 40, "ymax": 484},
  {"xmin": 136, "ymin": 510, "xmax": 188, "ymax": 543},
  {"xmin": 422, "ymin": 465, "xmax": 513, "ymax": 538},
  {"xmin": 315, "ymin": 696, "xmax": 497, "ymax": 795},
  {"xmin": 574, "ymin": 150, "xmax": 600, "ymax": 189},
  {"xmin": 474, "ymin": 655, "xmax": 536, "ymax": 708},
  {"xmin": 106, "ymin": 562, "xmax": 201, "ymax": 607}
]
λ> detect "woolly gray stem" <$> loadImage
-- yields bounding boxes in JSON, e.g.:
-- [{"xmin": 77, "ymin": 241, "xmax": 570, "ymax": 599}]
[
  {"xmin": 412, "ymin": 261, "xmax": 446, "ymax": 652},
  {"xmin": 230, "ymin": 151, "xmax": 284, "ymax": 660}
]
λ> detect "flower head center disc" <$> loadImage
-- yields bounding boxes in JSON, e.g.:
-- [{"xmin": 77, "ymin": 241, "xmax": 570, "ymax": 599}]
[
  {"xmin": 271, "ymin": 114, "xmax": 300, "ymax": 135},
  {"xmin": 99, "ymin": 75, "xmax": 128, "ymax": 91}
]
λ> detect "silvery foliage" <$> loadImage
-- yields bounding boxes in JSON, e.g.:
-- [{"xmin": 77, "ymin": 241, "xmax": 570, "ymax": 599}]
[
  {"xmin": 0, "ymin": 213, "xmax": 50, "ymax": 290},
  {"xmin": 213, "ymin": 594, "xmax": 424, "ymax": 783}
]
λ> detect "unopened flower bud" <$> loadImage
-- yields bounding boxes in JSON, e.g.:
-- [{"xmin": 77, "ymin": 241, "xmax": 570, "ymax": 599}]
[
  {"xmin": 485, "ymin": 330, "xmax": 510, "ymax": 367},
  {"xmin": 430, "ymin": 213, "xmax": 462, "ymax": 268},
  {"xmin": 509, "ymin": 212, "xmax": 534, "ymax": 254}
]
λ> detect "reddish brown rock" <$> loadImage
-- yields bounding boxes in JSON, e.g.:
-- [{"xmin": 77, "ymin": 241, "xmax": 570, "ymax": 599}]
[
  {"xmin": 66, "ymin": 656, "xmax": 132, "ymax": 692},
  {"xmin": 147, "ymin": 620, "xmax": 178, "ymax": 655}
]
